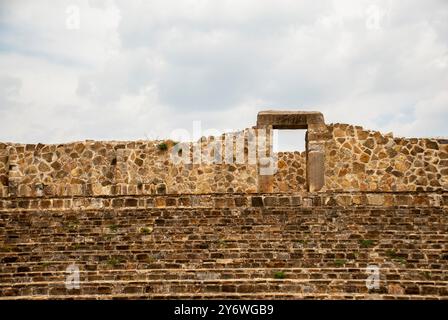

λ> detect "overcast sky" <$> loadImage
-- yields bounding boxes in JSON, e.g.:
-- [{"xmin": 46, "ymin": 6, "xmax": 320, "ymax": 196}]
[{"xmin": 0, "ymin": 0, "xmax": 447, "ymax": 150}]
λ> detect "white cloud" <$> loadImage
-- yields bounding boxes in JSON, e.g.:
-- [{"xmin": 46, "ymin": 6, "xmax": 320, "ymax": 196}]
[{"xmin": 0, "ymin": 0, "xmax": 447, "ymax": 144}]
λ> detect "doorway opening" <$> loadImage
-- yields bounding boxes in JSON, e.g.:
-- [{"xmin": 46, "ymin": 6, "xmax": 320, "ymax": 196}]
[{"xmin": 272, "ymin": 129, "xmax": 306, "ymax": 153}]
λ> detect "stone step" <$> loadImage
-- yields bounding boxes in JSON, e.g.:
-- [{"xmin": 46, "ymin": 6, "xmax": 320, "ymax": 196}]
[
  {"xmin": 1, "ymin": 278, "xmax": 447, "ymax": 297},
  {"xmin": 1, "ymin": 267, "xmax": 446, "ymax": 283},
  {"xmin": 6, "ymin": 238, "xmax": 440, "ymax": 245},
  {"xmin": 2, "ymin": 244, "xmax": 446, "ymax": 253},
  {"xmin": 0, "ymin": 192, "xmax": 445, "ymax": 211},
  {"xmin": 0, "ymin": 228, "xmax": 448, "ymax": 240},
  {"xmin": 2, "ymin": 209, "xmax": 446, "ymax": 228},
  {"xmin": 1, "ymin": 248, "xmax": 446, "ymax": 263},
  {"xmin": 4, "ymin": 218, "xmax": 445, "ymax": 228},
  {"xmin": 1, "ymin": 245, "xmax": 446, "ymax": 257},
  {"xmin": 1, "ymin": 292, "xmax": 446, "ymax": 300},
  {"xmin": 5, "ymin": 238, "xmax": 448, "ymax": 245},
  {"xmin": 1, "ymin": 244, "xmax": 446, "ymax": 255},
  {"xmin": 1, "ymin": 258, "xmax": 446, "ymax": 273},
  {"xmin": 3, "ymin": 231, "xmax": 447, "ymax": 242},
  {"xmin": 3, "ymin": 217, "xmax": 446, "ymax": 227}
]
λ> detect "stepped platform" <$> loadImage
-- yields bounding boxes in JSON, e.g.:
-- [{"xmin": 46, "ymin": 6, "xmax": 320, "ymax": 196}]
[{"xmin": 0, "ymin": 192, "xmax": 447, "ymax": 299}]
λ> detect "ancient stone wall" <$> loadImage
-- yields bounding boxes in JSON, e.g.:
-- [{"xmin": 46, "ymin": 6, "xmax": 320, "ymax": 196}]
[
  {"xmin": 273, "ymin": 152, "xmax": 307, "ymax": 192},
  {"xmin": 1, "ymin": 113, "xmax": 447, "ymax": 300},
  {"xmin": 324, "ymin": 124, "xmax": 448, "ymax": 192},
  {"xmin": 0, "ymin": 135, "xmax": 258, "ymax": 198},
  {"xmin": 0, "ymin": 122, "xmax": 447, "ymax": 197}
]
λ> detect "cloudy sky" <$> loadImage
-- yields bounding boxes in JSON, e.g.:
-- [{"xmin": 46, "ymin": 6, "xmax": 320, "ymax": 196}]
[{"xmin": 0, "ymin": 0, "xmax": 447, "ymax": 150}]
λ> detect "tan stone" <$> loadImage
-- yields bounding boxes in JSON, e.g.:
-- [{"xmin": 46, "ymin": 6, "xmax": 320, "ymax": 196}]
[
  {"xmin": 333, "ymin": 127, "xmax": 345, "ymax": 138},
  {"xmin": 367, "ymin": 194, "xmax": 385, "ymax": 206},
  {"xmin": 356, "ymin": 129, "xmax": 369, "ymax": 140},
  {"xmin": 277, "ymin": 160, "xmax": 287, "ymax": 169},
  {"xmin": 360, "ymin": 153, "xmax": 370, "ymax": 163},
  {"xmin": 353, "ymin": 162, "xmax": 365, "ymax": 174},
  {"xmin": 38, "ymin": 162, "xmax": 51, "ymax": 172},
  {"xmin": 387, "ymin": 284, "xmax": 405, "ymax": 295}
]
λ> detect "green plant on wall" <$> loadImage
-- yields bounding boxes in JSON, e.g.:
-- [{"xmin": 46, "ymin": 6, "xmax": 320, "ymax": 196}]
[
  {"xmin": 157, "ymin": 142, "xmax": 168, "ymax": 151},
  {"xmin": 107, "ymin": 257, "xmax": 124, "ymax": 267},
  {"xmin": 140, "ymin": 226, "xmax": 153, "ymax": 234},
  {"xmin": 274, "ymin": 271, "xmax": 286, "ymax": 279},
  {"xmin": 386, "ymin": 249, "xmax": 407, "ymax": 264},
  {"xmin": 157, "ymin": 140, "xmax": 180, "ymax": 152},
  {"xmin": 334, "ymin": 259, "xmax": 346, "ymax": 267},
  {"xmin": 216, "ymin": 239, "xmax": 228, "ymax": 248},
  {"xmin": 360, "ymin": 239, "xmax": 374, "ymax": 248}
]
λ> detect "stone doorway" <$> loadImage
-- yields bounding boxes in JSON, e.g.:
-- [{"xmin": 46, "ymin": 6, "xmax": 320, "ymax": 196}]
[{"xmin": 256, "ymin": 110, "xmax": 330, "ymax": 192}]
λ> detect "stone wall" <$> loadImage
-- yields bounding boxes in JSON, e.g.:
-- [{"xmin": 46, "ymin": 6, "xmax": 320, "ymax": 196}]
[
  {"xmin": 324, "ymin": 124, "xmax": 448, "ymax": 192},
  {"xmin": 0, "ymin": 122, "xmax": 447, "ymax": 197},
  {"xmin": 0, "ymin": 134, "xmax": 258, "ymax": 198},
  {"xmin": 273, "ymin": 152, "xmax": 306, "ymax": 192}
]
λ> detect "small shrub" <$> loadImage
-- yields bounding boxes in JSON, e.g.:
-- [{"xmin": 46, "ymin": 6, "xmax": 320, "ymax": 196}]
[
  {"xmin": 386, "ymin": 249, "xmax": 407, "ymax": 264},
  {"xmin": 0, "ymin": 245, "xmax": 13, "ymax": 252},
  {"xmin": 274, "ymin": 271, "xmax": 286, "ymax": 279},
  {"xmin": 65, "ymin": 221, "xmax": 79, "ymax": 232},
  {"xmin": 334, "ymin": 259, "xmax": 346, "ymax": 267},
  {"xmin": 157, "ymin": 142, "xmax": 168, "ymax": 151},
  {"xmin": 360, "ymin": 239, "xmax": 374, "ymax": 248},
  {"xmin": 140, "ymin": 227, "xmax": 153, "ymax": 235},
  {"xmin": 109, "ymin": 224, "xmax": 119, "ymax": 232},
  {"xmin": 107, "ymin": 257, "xmax": 123, "ymax": 267},
  {"xmin": 216, "ymin": 239, "xmax": 228, "ymax": 247},
  {"xmin": 157, "ymin": 140, "xmax": 180, "ymax": 152},
  {"xmin": 386, "ymin": 249, "xmax": 398, "ymax": 259}
]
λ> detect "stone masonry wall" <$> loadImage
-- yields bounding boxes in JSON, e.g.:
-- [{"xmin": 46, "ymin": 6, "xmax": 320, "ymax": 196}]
[
  {"xmin": 0, "ymin": 132, "xmax": 258, "ymax": 198},
  {"xmin": 273, "ymin": 152, "xmax": 306, "ymax": 192},
  {"xmin": 0, "ymin": 123, "xmax": 447, "ymax": 197},
  {"xmin": 324, "ymin": 124, "xmax": 448, "ymax": 192}
]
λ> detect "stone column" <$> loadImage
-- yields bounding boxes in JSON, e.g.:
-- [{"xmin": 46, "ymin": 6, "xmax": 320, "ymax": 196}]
[
  {"xmin": 257, "ymin": 125, "xmax": 275, "ymax": 193},
  {"xmin": 306, "ymin": 121, "xmax": 329, "ymax": 192}
]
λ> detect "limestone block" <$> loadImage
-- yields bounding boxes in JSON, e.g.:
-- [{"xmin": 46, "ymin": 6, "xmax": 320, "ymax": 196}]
[{"xmin": 307, "ymin": 150, "xmax": 325, "ymax": 192}]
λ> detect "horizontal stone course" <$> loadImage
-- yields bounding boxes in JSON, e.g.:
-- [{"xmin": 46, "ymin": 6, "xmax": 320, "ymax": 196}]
[{"xmin": 0, "ymin": 192, "xmax": 445, "ymax": 211}]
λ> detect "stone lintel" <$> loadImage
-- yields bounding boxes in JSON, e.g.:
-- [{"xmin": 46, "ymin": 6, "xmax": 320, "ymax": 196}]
[{"xmin": 256, "ymin": 110, "xmax": 325, "ymax": 129}]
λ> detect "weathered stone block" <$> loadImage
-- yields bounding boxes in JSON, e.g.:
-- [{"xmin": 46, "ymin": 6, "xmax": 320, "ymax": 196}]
[{"xmin": 308, "ymin": 151, "xmax": 325, "ymax": 192}]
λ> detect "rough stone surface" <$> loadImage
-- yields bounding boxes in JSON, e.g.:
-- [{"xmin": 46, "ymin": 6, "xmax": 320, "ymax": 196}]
[
  {"xmin": 324, "ymin": 124, "xmax": 448, "ymax": 192},
  {"xmin": 0, "ymin": 192, "xmax": 447, "ymax": 300},
  {"xmin": 0, "ymin": 111, "xmax": 447, "ymax": 300},
  {"xmin": 0, "ymin": 119, "xmax": 447, "ymax": 197}
]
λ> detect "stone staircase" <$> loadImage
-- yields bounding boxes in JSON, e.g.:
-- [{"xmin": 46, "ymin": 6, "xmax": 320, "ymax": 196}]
[{"xmin": 0, "ymin": 193, "xmax": 447, "ymax": 299}]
